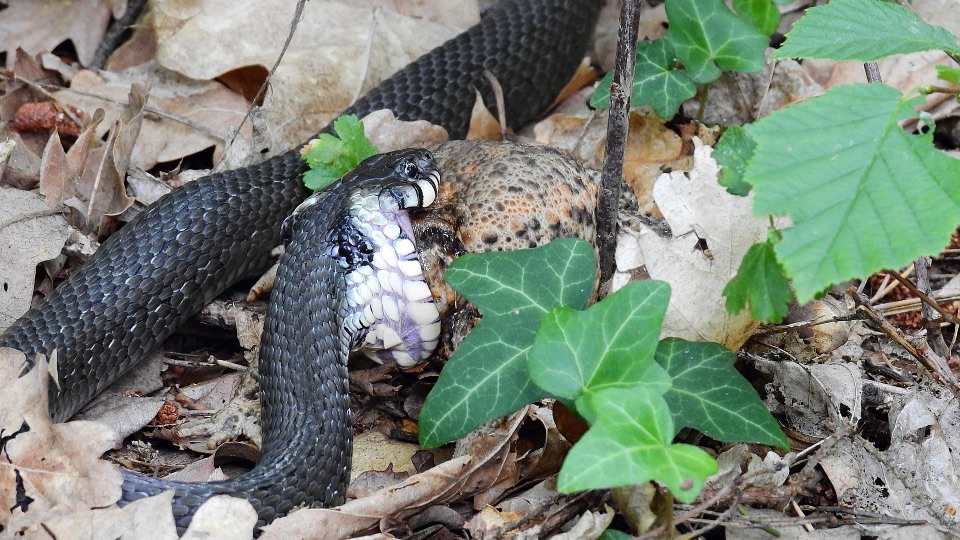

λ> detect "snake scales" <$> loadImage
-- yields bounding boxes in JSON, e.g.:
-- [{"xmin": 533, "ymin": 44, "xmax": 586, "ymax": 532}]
[{"xmin": 0, "ymin": 0, "xmax": 604, "ymax": 531}]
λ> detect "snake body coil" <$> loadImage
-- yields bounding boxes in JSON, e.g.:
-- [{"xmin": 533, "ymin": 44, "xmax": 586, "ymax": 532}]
[{"xmin": 0, "ymin": 0, "xmax": 603, "ymax": 530}]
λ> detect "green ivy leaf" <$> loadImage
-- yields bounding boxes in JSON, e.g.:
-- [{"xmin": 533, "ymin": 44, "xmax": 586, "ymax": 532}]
[
  {"xmin": 599, "ymin": 531, "xmax": 633, "ymax": 540},
  {"xmin": 591, "ymin": 39, "xmax": 696, "ymax": 119},
  {"xmin": 301, "ymin": 114, "xmax": 379, "ymax": 190},
  {"xmin": 714, "ymin": 125, "xmax": 757, "ymax": 196},
  {"xmin": 656, "ymin": 338, "xmax": 789, "ymax": 448},
  {"xmin": 722, "ymin": 237, "xmax": 792, "ymax": 323},
  {"xmin": 558, "ymin": 386, "xmax": 717, "ymax": 503},
  {"xmin": 774, "ymin": 0, "xmax": 960, "ymax": 61},
  {"xmin": 936, "ymin": 65, "xmax": 960, "ymax": 85},
  {"xmin": 743, "ymin": 83, "xmax": 960, "ymax": 301},
  {"xmin": 530, "ymin": 281, "xmax": 672, "ymax": 405},
  {"xmin": 419, "ymin": 239, "xmax": 596, "ymax": 448},
  {"xmin": 732, "ymin": 0, "xmax": 781, "ymax": 36},
  {"xmin": 664, "ymin": 0, "xmax": 768, "ymax": 84}
]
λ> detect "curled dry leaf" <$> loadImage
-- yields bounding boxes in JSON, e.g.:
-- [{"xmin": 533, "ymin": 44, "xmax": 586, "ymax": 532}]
[
  {"xmin": 39, "ymin": 83, "xmax": 148, "ymax": 232},
  {"xmin": 0, "ymin": 348, "xmax": 123, "ymax": 534},
  {"xmin": 0, "ymin": 188, "xmax": 69, "ymax": 333}
]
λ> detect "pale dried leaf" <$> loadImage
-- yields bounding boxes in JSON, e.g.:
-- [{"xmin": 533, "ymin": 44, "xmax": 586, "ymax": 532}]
[
  {"xmin": 73, "ymin": 351, "xmax": 168, "ymax": 444},
  {"xmin": 28, "ymin": 490, "xmax": 180, "ymax": 540},
  {"xmin": 548, "ymin": 504, "xmax": 614, "ymax": 540},
  {"xmin": 618, "ymin": 141, "xmax": 776, "ymax": 349},
  {"xmin": 752, "ymin": 358, "xmax": 863, "ymax": 439},
  {"xmin": 0, "ymin": 189, "xmax": 69, "ymax": 332},
  {"xmin": 151, "ymin": 0, "xmax": 464, "ymax": 149},
  {"xmin": 0, "ymin": 349, "xmax": 123, "ymax": 532},
  {"xmin": 182, "ymin": 494, "xmax": 258, "ymax": 539},
  {"xmin": 362, "ymin": 109, "xmax": 449, "ymax": 153},
  {"xmin": 0, "ymin": 0, "xmax": 113, "ymax": 68},
  {"xmin": 350, "ymin": 430, "xmax": 421, "ymax": 483}
]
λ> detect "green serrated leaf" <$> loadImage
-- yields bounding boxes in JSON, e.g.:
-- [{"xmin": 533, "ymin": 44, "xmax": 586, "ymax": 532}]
[
  {"xmin": 732, "ymin": 0, "xmax": 781, "ymax": 36},
  {"xmin": 656, "ymin": 338, "xmax": 789, "ymax": 448},
  {"xmin": 774, "ymin": 0, "xmax": 960, "ymax": 61},
  {"xmin": 714, "ymin": 125, "xmax": 757, "ymax": 196},
  {"xmin": 301, "ymin": 114, "xmax": 379, "ymax": 190},
  {"xmin": 744, "ymin": 83, "xmax": 960, "ymax": 301},
  {"xmin": 591, "ymin": 39, "xmax": 696, "ymax": 118},
  {"xmin": 722, "ymin": 238, "xmax": 792, "ymax": 323},
  {"xmin": 530, "ymin": 281, "xmax": 672, "ymax": 403},
  {"xmin": 559, "ymin": 386, "xmax": 717, "ymax": 503},
  {"xmin": 936, "ymin": 65, "xmax": 960, "ymax": 85},
  {"xmin": 419, "ymin": 238, "xmax": 596, "ymax": 448},
  {"xmin": 664, "ymin": 0, "xmax": 768, "ymax": 84}
]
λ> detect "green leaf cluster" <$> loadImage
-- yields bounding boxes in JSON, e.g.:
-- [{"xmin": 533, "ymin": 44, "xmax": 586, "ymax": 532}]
[
  {"xmin": 301, "ymin": 114, "xmax": 379, "ymax": 191},
  {"xmin": 719, "ymin": 0, "xmax": 960, "ymax": 320},
  {"xmin": 590, "ymin": 0, "xmax": 774, "ymax": 118},
  {"xmin": 420, "ymin": 239, "xmax": 787, "ymax": 502}
]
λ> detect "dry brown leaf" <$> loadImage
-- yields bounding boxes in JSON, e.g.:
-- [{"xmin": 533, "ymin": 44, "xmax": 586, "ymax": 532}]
[
  {"xmin": 39, "ymin": 84, "xmax": 147, "ymax": 232},
  {"xmin": 350, "ymin": 430, "xmax": 421, "ymax": 483},
  {"xmin": 54, "ymin": 67, "xmax": 251, "ymax": 171},
  {"xmin": 150, "ymin": 0, "xmax": 465, "ymax": 149},
  {"xmin": 259, "ymin": 456, "xmax": 475, "ymax": 539},
  {"xmin": 260, "ymin": 411, "xmax": 528, "ymax": 537},
  {"xmin": 680, "ymin": 54, "xmax": 824, "ymax": 126},
  {"xmin": 73, "ymin": 351, "xmax": 168, "ymax": 444},
  {"xmin": 0, "ymin": 188, "xmax": 69, "ymax": 333},
  {"xmin": 0, "ymin": 0, "xmax": 118, "ymax": 68},
  {"xmin": 0, "ymin": 349, "xmax": 124, "ymax": 533}
]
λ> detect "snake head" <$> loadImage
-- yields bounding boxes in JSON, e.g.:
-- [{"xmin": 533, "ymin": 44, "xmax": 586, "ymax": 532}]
[
  {"xmin": 281, "ymin": 148, "xmax": 439, "ymax": 245},
  {"xmin": 374, "ymin": 149, "xmax": 440, "ymax": 213}
]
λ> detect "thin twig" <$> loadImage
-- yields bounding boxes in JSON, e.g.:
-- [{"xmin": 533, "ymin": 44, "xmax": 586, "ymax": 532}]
[
  {"xmin": 884, "ymin": 267, "xmax": 960, "ymax": 325},
  {"xmin": 874, "ymin": 292, "xmax": 960, "ymax": 317},
  {"xmin": 751, "ymin": 313, "xmax": 864, "ymax": 336},
  {"xmin": 864, "ymin": 62, "xmax": 882, "ymax": 83},
  {"xmin": 914, "ymin": 257, "xmax": 951, "ymax": 359},
  {"xmin": 596, "ymin": 0, "xmax": 641, "ymax": 285},
  {"xmin": 857, "ymin": 303, "xmax": 960, "ymax": 400},
  {"xmin": 868, "ymin": 263, "xmax": 912, "ymax": 303},
  {"xmin": 216, "ymin": 0, "xmax": 308, "ymax": 172}
]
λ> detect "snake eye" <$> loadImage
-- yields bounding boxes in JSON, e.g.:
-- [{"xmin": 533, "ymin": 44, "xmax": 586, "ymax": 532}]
[{"xmin": 403, "ymin": 161, "xmax": 418, "ymax": 179}]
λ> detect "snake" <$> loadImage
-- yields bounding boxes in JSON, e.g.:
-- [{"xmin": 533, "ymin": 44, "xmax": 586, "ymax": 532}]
[{"xmin": 0, "ymin": 0, "xmax": 604, "ymax": 532}]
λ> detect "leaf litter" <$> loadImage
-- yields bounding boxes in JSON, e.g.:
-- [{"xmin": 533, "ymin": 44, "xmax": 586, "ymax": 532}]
[{"xmin": 3, "ymin": 0, "xmax": 960, "ymax": 537}]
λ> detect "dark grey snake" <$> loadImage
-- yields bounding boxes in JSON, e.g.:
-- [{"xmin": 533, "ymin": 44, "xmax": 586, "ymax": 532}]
[{"xmin": 0, "ymin": 0, "xmax": 603, "ymax": 532}]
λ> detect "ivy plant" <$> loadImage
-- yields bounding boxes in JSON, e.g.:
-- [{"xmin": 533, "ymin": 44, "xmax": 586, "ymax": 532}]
[{"xmin": 419, "ymin": 239, "xmax": 788, "ymax": 503}]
